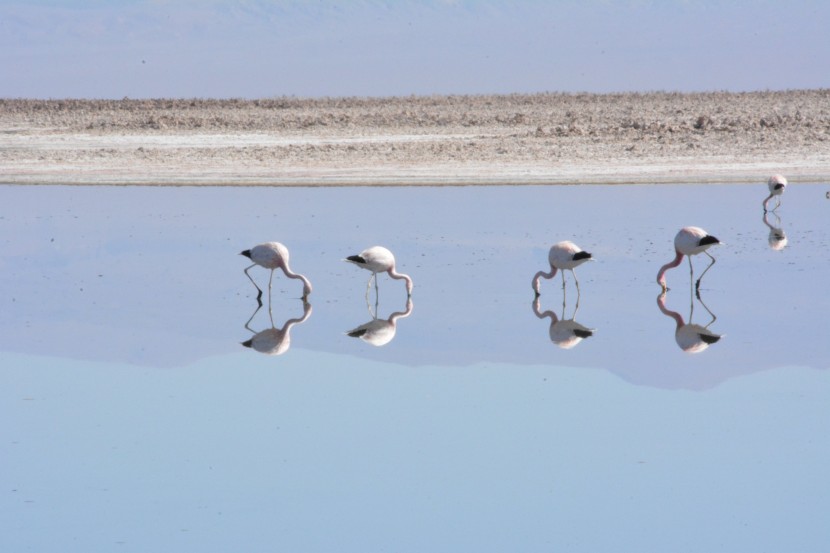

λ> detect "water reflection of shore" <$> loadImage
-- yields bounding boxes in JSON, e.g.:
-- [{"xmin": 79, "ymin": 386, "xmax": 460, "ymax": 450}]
[
  {"xmin": 241, "ymin": 300, "xmax": 312, "ymax": 355},
  {"xmin": 657, "ymin": 292, "xmax": 721, "ymax": 354}
]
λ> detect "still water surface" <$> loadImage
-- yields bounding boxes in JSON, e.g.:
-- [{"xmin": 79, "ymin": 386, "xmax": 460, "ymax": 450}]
[{"xmin": 2, "ymin": 183, "xmax": 828, "ymax": 552}]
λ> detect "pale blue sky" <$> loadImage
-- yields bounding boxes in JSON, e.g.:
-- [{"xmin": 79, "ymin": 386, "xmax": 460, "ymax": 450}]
[{"xmin": 1, "ymin": 0, "xmax": 828, "ymax": 98}]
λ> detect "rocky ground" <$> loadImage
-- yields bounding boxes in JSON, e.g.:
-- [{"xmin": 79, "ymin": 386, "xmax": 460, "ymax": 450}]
[{"xmin": 1, "ymin": 90, "xmax": 829, "ymax": 185}]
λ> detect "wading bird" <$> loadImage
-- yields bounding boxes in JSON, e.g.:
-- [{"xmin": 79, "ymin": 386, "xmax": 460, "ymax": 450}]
[
  {"xmin": 532, "ymin": 241, "xmax": 593, "ymax": 297},
  {"xmin": 656, "ymin": 227, "xmax": 720, "ymax": 294},
  {"xmin": 763, "ymin": 174, "xmax": 788, "ymax": 212},
  {"xmin": 346, "ymin": 246, "xmax": 413, "ymax": 297},
  {"xmin": 240, "ymin": 242, "xmax": 312, "ymax": 304}
]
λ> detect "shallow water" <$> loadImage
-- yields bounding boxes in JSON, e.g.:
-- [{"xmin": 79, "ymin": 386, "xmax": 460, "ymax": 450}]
[{"xmin": 2, "ymin": 183, "xmax": 829, "ymax": 552}]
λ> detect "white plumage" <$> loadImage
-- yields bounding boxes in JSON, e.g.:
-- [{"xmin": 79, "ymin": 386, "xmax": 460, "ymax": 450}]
[
  {"xmin": 241, "ymin": 242, "xmax": 312, "ymax": 303},
  {"xmin": 763, "ymin": 174, "xmax": 788, "ymax": 212},
  {"xmin": 657, "ymin": 227, "xmax": 720, "ymax": 292},
  {"xmin": 532, "ymin": 240, "xmax": 594, "ymax": 296},
  {"xmin": 346, "ymin": 245, "xmax": 413, "ymax": 297}
]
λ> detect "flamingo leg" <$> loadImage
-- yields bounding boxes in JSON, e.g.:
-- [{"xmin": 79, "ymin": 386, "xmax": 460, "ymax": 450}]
[
  {"xmin": 560, "ymin": 269, "xmax": 566, "ymax": 290},
  {"xmin": 268, "ymin": 269, "xmax": 275, "ymax": 303},
  {"xmin": 695, "ymin": 252, "xmax": 716, "ymax": 294},
  {"xmin": 572, "ymin": 269, "xmax": 581, "ymax": 294},
  {"xmin": 365, "ymin": 273, "xmax": 373, "ymax": 302},
  {"xmin": 244, "ymin": 264, "xmax": 264, "ymax": 306}
]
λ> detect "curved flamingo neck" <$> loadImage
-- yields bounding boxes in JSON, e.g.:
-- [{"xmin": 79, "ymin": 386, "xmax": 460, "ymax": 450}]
[
  {"xmin": 762, "ymin": 193, "xmax": 774, "ymax": 210},
  {"xmin": 282, "ymin": 264, "xmax": 312, "ymax": 295},
  {"xmin": 388, "ymin": 268, "xmax": 413, "ymax": 295},
  {"xmin": 657, "ymin": 293, "xmax": 684, "ymax": 330},
  {"xmin": 532, "ymin": 267, "xmax": 558, "ymax": 294},
  {"xmin": 657, "ymin": 249, "xmax": 683, "ymax": 286}
]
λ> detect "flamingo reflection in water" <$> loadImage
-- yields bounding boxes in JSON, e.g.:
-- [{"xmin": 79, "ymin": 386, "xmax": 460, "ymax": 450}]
[
  {"xmin": 657, "ymin": 291, "xmax": 722, "ymax": 354},
  {"xmin": 532, "ymin": 286, "xmax": 595, "ymax": 350},
  {"xmin": 762, "ymin": 210, "xmax": 788, "ymax": 251},
  {"xmin": 241, "ymin": 299, "xmax": 312, "ymax": 356},
  {"xmin": 346, "ymin": 298, "xmax": 413, "ymax": 347}
]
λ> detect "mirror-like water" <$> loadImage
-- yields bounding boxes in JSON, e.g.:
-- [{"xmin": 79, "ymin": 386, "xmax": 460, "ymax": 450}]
[{"xmin": 2, "ymin": 183, "xmax": 829, "ymax": 552}]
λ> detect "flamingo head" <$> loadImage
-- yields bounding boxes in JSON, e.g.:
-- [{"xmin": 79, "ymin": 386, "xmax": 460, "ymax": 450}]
[{"xmin": 768, "ymin": 174, "xmax": 788, "ymax": 192}]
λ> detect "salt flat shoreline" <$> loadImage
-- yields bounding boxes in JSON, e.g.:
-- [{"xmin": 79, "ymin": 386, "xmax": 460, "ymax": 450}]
[{"xmin": 2, "ymin": 91, "xmax": 829, "ymax": 186}]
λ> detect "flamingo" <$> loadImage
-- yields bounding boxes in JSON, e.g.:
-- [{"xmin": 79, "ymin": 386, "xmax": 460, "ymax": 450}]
[
  {"xmin": 346, "ymin": 298, "xmax": 413, "ymax": 347},
  {"xmin": 345, "ymin": 246, "xmax": 413, "ymax": 297},
  {"xmin": 240, "ymin": 242, "xmax": 312, "ymax": 304},
  {"xmin": 657, "ymin": 292, "xmax": 721, "ymax": 353},
  {"xmin": 532, "ymin": 240, "xmax": 593, "ymax": 297},
  {"xmin": 763, "ymin": 174, "xmax": 788, "ymax": 212},
  {"xmin": 656, "ymin": 227, "xmax": 720, "ymax": 293}
]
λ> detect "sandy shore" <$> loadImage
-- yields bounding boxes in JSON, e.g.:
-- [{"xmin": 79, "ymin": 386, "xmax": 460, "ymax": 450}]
[{"xmin": 2, "ymin": 91, "xmax": 829, "ymax": 186}]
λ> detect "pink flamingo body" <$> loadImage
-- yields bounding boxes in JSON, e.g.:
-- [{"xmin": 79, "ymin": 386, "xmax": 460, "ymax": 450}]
[
  {"xmin": 241, "ymin": 242, "xmax": 312, "ymax": 303},
  {"xmin": 532, "ymin": 240, "xmax": 593, "ymax": 296},
  {"xmin": 657, "ymin": 227, "xmax": 720, "ymax": 293},
  {"xmin": 763, "ymin": 174, "xmax": 788, "ymax": 212},
  {"xmin": 346, "ymin": 246, "xmax": 413, "ymax": 297}
]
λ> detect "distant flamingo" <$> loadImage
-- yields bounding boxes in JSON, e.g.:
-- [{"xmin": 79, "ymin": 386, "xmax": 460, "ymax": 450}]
[
  {"xmin": 763, "ymin": 174, "xmax": 788, "ymax": 212},
  {"xmin": 657, "ymin": 292, "xmax": 721, "ymax": 353},
  {"xmin": 346, "ymin": 298, "xmax": 414, "ymax": 347},
  {"xmin": 532, "ymin": 240, "xmax": 593, "ymax": 297},
  {"xmin": 346, "ymin": 246, "xmax": 413, "ymax": 297},
  {"xmin": 656, "ymin": 227, "xmax": 720, "ymax": 293},
  {"xmin": 241, "ymin": 242, "xmax": 312, "ymax": 304}
]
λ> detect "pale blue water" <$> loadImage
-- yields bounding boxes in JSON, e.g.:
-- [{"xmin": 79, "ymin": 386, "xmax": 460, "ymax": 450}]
[{"xmin": 2, "ymin": 183, "xmax": 829, "ymax": 552}]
